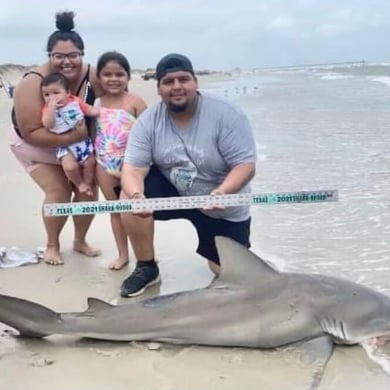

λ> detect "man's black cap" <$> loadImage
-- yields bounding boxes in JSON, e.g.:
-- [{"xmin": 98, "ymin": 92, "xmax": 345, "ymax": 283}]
[{"xmin": 156, "ymin": 53, "xmax": 195, "ymax": 81}]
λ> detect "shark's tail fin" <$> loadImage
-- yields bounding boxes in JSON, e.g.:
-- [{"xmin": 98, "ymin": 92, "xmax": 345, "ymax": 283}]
[{"xmin": 0, "ymin": 294, "xmax": 60, "ymax": 338}]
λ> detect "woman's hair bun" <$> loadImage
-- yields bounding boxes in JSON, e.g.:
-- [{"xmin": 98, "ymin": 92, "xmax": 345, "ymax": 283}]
[{"xmin": 55, "ymin": 11, "xmax": 75, "ymax": 32}]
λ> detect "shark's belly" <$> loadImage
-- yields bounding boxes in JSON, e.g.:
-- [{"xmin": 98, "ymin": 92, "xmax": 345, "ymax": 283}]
[
  {"xmin": 61, "ymin": 289, "xmax": 322, "ymax": 347},
  {"xmin": 89, "ymin": 302, "xmax": 321, "ymax": 348}
]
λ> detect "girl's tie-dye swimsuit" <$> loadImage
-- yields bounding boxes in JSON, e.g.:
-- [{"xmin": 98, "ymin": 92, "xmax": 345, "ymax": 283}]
[{"xmin": 94, "ymin": 106, "xmax": 136, "ymax": 177}]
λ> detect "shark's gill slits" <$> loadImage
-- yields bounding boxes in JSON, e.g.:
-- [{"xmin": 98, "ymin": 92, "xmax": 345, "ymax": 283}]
[{"xmin": 339, "ymin": 321, "xmax": 347, "ymax": 340}]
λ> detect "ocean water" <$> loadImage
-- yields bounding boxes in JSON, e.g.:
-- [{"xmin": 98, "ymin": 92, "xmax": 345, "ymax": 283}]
[{"xmin": 206, "ymin": 64, "xmax": 390, "ymax": 293}]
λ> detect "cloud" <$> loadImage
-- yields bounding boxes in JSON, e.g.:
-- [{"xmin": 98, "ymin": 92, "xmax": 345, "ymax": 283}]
[
  {"xmin": 1, "ymin": 0, "xmax": 390, "ymax": 68},
  {"xmin": 266, "ymin": 16, "xmax": 296, "ymax": 32},
  {"xmin": 315, "ymin": 7, "xmax": 385, "ymax": 37}
]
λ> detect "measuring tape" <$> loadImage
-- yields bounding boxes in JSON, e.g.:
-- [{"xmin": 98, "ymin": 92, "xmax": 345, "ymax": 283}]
[{"xmin": 44, "ymin": 189, "xmax": 338, "ymax": 217}]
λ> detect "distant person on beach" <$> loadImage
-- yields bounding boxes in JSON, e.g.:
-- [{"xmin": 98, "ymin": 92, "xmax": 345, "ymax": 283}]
[
  {"xmin": 94, "ymin": 51, "xmax": 147, "ymax": 270},
  {"xmin": 9, "ymin": 11, "xmax": 103, "ymax": 265},
  {"xmin": 118, "ymin": 53, "xmax": 257, "ymax": 297},
  {"xmin": 41, "ymin": 72, "xmax": 99, "ymax": 196}
]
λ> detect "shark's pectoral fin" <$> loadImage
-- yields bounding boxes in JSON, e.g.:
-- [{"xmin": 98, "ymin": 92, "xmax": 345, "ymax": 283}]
[{"xmin": 282, "ymin": 336, "xmax": 334, "ymax": 390}]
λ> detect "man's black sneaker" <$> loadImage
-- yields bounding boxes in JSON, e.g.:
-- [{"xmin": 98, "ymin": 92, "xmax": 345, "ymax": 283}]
[{"xmin": 120, "ymin": 262, "xmax": 160, "ymax": 297}]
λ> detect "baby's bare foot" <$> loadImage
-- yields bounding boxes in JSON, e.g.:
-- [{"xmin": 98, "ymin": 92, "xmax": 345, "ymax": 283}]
[
  {"xmin": 108, "ymin": 257, "xmax": 129, "ymax": 271},
  {"xmin": 44, "ymin": 246, "xmax": 63, "ymax": 265},
  {"xmin": 73, "ymin": 241, "xmax": 102, "ymax": 257},
  {"xmin": 78, "ymin": 182, "xmax": 93, "ymax": 196}
]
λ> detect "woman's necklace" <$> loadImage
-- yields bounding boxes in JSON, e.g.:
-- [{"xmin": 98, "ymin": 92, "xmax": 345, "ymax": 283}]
[{"xmin": 82, "ymin": 81, "xmax": 90, "ymax": 102}]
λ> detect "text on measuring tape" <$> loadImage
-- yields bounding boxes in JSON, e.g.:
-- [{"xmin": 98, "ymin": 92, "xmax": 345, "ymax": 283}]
[{"xmin": 43, "ymin": 190, "xmax": 338, "ymax": 217}]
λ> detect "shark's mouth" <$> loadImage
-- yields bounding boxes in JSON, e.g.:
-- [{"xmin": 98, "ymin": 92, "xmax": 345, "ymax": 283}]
[{"xmin": 370, "ymin": 333, "xmax": 390, "ymax": 346}]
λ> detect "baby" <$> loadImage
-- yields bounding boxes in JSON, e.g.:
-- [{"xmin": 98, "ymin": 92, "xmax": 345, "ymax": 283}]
[{"xmin": 41, "ymin": 73, "xmax": 99, "ymax": 195}]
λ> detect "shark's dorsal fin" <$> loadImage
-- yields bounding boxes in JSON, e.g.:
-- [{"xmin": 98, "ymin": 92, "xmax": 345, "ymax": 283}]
[
  {"xmin": 85, "ymin": 298, "xmax": 114, "ymax": 314},
  {"xmin": 212, "ymin": 236, "xmax": 280, "ymax": 286}
]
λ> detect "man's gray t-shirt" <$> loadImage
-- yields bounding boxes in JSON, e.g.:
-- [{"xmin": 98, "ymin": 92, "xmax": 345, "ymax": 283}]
[{"xmin": 124, "ymin": 92, "xmax": 257, "ymax": 221}]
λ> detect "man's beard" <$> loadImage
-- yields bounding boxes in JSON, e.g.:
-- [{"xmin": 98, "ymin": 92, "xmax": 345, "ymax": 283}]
[{"xmin": 168, "ymin": 101, "xmax": 188, "ymax": 113}]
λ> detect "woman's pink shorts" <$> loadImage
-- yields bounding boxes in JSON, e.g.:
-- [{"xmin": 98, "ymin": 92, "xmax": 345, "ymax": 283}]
[{"xmin": 9, "ymin": 131, "xmax": 59, "ymax": 173}]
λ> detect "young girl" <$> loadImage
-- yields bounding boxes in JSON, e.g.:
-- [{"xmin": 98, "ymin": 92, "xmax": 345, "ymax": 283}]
[{"xmin": 94, "ymin": 51, "xmax": 147, "ymax": 270}]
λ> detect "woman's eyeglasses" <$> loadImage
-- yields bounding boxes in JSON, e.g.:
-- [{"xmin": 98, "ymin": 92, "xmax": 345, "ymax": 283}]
[{"xmin": 49, "ymin": 52, "xmax": 83, "ymax": 62}]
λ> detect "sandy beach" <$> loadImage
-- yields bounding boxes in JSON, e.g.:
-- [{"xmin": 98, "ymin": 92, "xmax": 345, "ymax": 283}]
[{"xmin": 1, "ymin": 66, "xmax": 390, "ymax": 390}]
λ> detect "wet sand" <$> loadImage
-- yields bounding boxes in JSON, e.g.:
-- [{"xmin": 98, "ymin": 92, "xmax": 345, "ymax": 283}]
[{"xmin": 1, "ymin": 68, "xmax": 390, "ymax": 390}]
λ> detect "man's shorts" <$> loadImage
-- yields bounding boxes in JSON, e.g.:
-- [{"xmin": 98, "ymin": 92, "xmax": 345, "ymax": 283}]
[{"xmin": 143, "ymin": 165, "xmax": 251, "ymax": 264}]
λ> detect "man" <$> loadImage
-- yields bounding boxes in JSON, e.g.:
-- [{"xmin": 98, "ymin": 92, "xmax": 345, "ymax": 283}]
[{"xmin": 119, "ymin": 53, "xmax": 257, "ymax": 297}]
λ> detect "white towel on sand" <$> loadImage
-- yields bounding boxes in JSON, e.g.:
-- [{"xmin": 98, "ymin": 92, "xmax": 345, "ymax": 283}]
[{"xmin": 0, "ymin": 247, "xmax": 42, "ymax": 268}]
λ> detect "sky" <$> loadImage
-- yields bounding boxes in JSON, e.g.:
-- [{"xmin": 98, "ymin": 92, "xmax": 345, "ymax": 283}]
[{"xmin": 1, "ymin": 0, "xmax": 390, "ymax": 70}]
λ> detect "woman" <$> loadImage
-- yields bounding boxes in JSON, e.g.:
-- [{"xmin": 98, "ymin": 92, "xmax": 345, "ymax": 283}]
[{"xmin": 10, "ymin": 11, "xmax": 103, "ymax": 265}]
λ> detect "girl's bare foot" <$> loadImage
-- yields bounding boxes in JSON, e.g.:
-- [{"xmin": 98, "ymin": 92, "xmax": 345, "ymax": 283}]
[
  {"xmin": 44, "ymin": 245, "xmax": 63, "ymax": 265},
  {"xmin": 73, "ymin": 241, "xmax": 102, "ymax": 257},
  {"xmin": 108, "ymin": 257, "xmax": 129, "ymax": 271}
]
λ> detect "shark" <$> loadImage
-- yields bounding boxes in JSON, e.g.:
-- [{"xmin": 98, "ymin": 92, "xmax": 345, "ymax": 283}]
[{"xmin": 1, "ymin": 236, "xmax": 390, "ymax": 389}]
